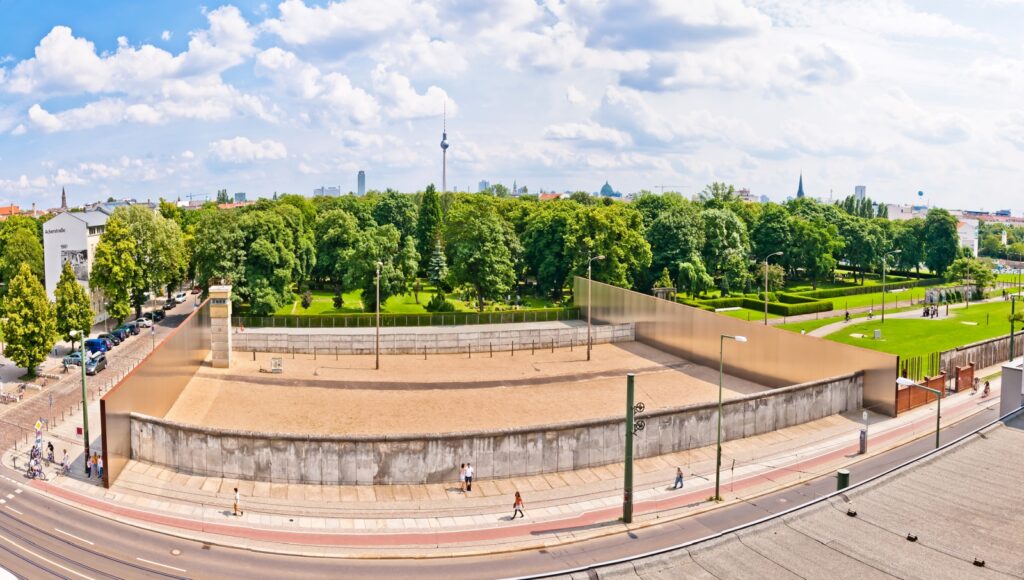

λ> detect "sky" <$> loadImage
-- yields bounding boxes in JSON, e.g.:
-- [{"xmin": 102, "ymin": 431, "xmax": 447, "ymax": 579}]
[{"xmin": 0, "ymin": 0, "xmax": 1022, "ymax": 212}]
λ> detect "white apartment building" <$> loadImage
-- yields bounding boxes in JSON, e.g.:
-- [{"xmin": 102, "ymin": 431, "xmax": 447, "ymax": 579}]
[{"xmin": 43, "ymin": 208, "xmax": 111, "ymax": 323}]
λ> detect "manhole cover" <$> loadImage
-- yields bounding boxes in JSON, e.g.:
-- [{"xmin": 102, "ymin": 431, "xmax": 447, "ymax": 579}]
[{"xmin": 170, "ymin": 549, "xmax": 182, "ymax": 556}]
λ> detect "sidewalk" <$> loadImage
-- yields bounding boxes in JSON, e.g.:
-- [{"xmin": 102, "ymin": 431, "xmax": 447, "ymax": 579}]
[{"xmin": 5, "ymin": 361, "xmax": 1012, "ymax": 558}]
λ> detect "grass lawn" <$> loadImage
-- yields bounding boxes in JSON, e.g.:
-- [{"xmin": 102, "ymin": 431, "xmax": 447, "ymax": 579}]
[
  {"xmin": 256, "ymin": 284, "xmax": 564, "ymax": 317},
  {"xmin": 824, "ymin": 287, "xmax": 930, "ymax": 311},
  {"xmin": 826, "ymin": 300, "xmax": 1018, "ymax": 357},
  {"xmin": 716, "ymin": 307, "xmax": 781, "ymax": 322},
  {"xmin": 776, "ymin": 304, "xmax": 920, "ymax": 334},
  {"xmin": 997, "ymin": 273, "xmax": 1024, "ymax": 283}
]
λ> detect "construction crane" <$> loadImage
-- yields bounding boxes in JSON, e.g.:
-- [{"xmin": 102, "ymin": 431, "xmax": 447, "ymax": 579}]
[{"xmin": 653, "ymin": 185, "xmax": 687, "ymax": 194}]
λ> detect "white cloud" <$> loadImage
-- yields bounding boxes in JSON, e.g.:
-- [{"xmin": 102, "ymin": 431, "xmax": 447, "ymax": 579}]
[
  {"xmin": 875, "ymin": 89, "xmax": 972, "ymax": 144},
  {"xmin": 255, "ymin": 47, "xmax": 379, "ymax": 125},
  {"xmin": 370, "ymin": 65, "xmax": 452, "ymax": 120},
  {"xmin": 209, "ymin": 136, "xmax": 288, "ymax": 163},
  {"xmin": 181, "ymin": 150, "xmax": 196, "ymax": 160},
  {"xmin": 161, "ymin": 30, "xmax": 171, "ymax": 41},
  {"xmin": 262, "ymin": 0, "xmax": 439, "ymax": 46},
  {"xmin": 543, "ymin": 121, "xmax": 633, "ymax": 148},
  {"xmin": 566, "ymin": 85, "xmax": 588, "ymax": 106}
]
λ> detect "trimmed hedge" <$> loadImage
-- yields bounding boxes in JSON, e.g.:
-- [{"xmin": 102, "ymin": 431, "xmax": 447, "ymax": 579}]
[
  {"xmin": 694, "ymin": 296, "xmax": 833, "ymax": 317},
  {"xmin": 799, "ymin": 278, "xmax": 944, "ymax": 300},
  {"xmin": 777, "ymin": 292, "xmax": 819, "ymax": 304}
]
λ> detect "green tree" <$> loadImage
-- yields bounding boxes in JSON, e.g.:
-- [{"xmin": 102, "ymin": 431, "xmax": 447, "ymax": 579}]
[
  {"xmin": 91, "ymin": 214, "xmax": 140, "ymax": 323},
  {"xmin": 236, "ymin": 209, "xmax": 298, "ymax": 316},
  {"xmin": 750, "ymin": 203, "xmax": 792, "ymax": 264},
  {"xmin": 0, "ymin": 217, "xmax": 44, "ymax": 286},
  {"xmin": 399, "ymin": 235, "xmax": 420, "ymax": 303},
  {"xmin": 677, "ymin": 256, "xmax": 714, "ymax": 298},
  {"xmin": 444, "ymin": 196, "xmax": 519, "ymax": 311},
  {"xmin": 192, "ymin": 209, "xmax": 245, "ymax": 294},
  {"xmin": 653, "ymin": 267, "xmax": 673, "ymax": 289},
  {"xmin": 838, "ymin": 216, "xmax": 883, "ymax": 284},
  {"xmin": 345, "ymin": 225, "xmax": 405, "ymax": 312},
  {"xmin": 892, "ymin": 218, "xmax": 925, "ymax": 275},
  {"xmin": 701, "ymin": 208, "xmax": 750, "ymax": 288},
  {"xmin": 522, "ymin": 202, "xmax": 578, "ymax": 299},
  {"xmin": 787, "ymin": 217, "xmax": 842, "ymax": 289},
  {"xmin": 646, "ymin": 200, "xmax": 705, "ymax": 289},
  {"xmin": 54, "ymin": 261, "xmax": 93, "ymax": 350},
  {"xmin": 373, "ymin": 190, "xmax": 418, "ymax": 241},
  {"xmin": 427, "ymin": 240, "xmax": 450, "ymax": 291},
  {"xmin": 924, "ymin": 208, "xmax": 959, "ymax": 275},
  {"xmin": 946, "ymin": 257, "xmax": 995, "ymax": 299},
  {"xmin": 564, "ymin": 204, "xmax": 651, "ymax": 291},
  {"xmin": 0, "ymin": 263, "xmax": 56, "ymax": 377},
  {"xmin": 755, "ymin": 261, "xmax": 786, "ymax": 293},
  {"xmin": 312, "ymin": 209, "xmax": 359, "ymax": 308},
  {"xmin": 416, "ymin": 184, "xmax": 443, "ymax": 272},
  {"xmin": 698, "ymin": 182, "xmax": 738, "ymax": 209}
]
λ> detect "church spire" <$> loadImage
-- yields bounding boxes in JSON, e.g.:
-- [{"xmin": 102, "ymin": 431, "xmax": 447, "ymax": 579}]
[
  {"xmin": 796, "ymin": 172, "xmax": 805, "ymax": 198},
  {"xmin": 61, "ymin": 187, "xmax": 68, "ymax": 211}
]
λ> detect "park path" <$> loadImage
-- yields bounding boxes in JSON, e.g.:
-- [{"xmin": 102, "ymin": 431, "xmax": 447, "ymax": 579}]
[{"xmin": 807, "ymin": 294, "xmax": 1011, "ymax": 337}]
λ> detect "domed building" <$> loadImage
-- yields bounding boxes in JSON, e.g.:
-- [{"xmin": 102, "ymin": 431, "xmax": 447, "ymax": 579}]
[{"xmin": 599, "ymin": 181, "xmax": 616, "ymax": 197}]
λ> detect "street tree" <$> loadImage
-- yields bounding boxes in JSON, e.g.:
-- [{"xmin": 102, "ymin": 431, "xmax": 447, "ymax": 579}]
[
  {"xmin": 564, "ymin": 204, "xmax": 651, "ymax": 292},
  {"xmin": 0, "ymin": 217, "xmax": 44, "ymax": 286},
  {"xmin": 55, "ymin": 261, "xmax": 93, "ymax": 350},
  {"xmin": 946, "ymin": 257, "xmax": 995, "ymax": 299},
  {"xmin": 0, "ymin": 263, "xmax": 57, "ymax": 377},
  {"xmin": 90, "ymin": 213, "xmax": 140, "ymax": 323}
]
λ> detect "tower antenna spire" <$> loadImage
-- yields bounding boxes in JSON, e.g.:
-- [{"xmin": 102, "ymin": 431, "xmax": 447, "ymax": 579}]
[{"xmin": 440, "ymin": 98, "xmax": 449, "ymax": 193}]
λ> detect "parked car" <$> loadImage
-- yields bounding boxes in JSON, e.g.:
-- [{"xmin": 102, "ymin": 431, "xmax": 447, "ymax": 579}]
[
  {"xmin": 84, "ymin": 338, "xmax": 109, "ymax": 354},
  {"xmin": 98, "ymin": 333, "xmax": 121, "ymax": 346},
  {"xmin": 98, "ymin": 337, "xmax": 115, "ymax": 350},
  {"xmin": 85, "ymin": 353, "xmax": 107, "ymax": 376},
  {"xmin": 134, "ymin": 318, "xmax": 153, "ymax": 328},
  {"xmin": 63, "ymin": 352, "xmax": 84, "ymax": 367},
  {"xmin": 121, "ymin": 322, "xmax": 140, "ymax": 335},
  {"xmin": 174, "ymin": 291, "xmax": 188, "ymax": 304},
  {"xmin": 109, "ymin": 327, "xmax": 129, "ymax": 341},
  {"xmin": 162, "ymin": 301, "xmax": 176, "ymax": 311},
  {"xmin": 152, "ymin": 309, "xmax": 165, "ymax": 321}
]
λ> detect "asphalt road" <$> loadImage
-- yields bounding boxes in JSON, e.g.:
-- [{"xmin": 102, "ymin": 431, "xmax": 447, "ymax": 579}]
[{"xmin": 0, "ymin": 393, "xmax": 1003, "ymax": 579}]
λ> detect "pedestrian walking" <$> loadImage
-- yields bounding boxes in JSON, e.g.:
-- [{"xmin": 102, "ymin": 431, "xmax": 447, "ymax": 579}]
[
  {"xmin": 459, "ymin": 463, "xmax": 466, "ymax": 492},
  {"xmin": 85, "ymin": 453, "xmax": 92, "ymax": 478},
  {"xmin": 91, "ymin": 453, "xmax": 99, "ymax": 478},
  {"xmin": 972, "ymin": 377, "xmax": 980, "ymax": 395},
  {"xmin": 465, "ymin": 463, "xmax": 474, "ymax": 492},
  {"xmin": 97, "ymin": 455, "xmax": 103, "ymax": 478},
  {"xmin": 510, "ymin": 491, "xmax": 525, "ymax": 520},
  {"xmin": 982, "ymin": 381, "xmax": 991, "ymax": 398},
  {"xmin": 61, "ymin": 449, "xmax": 69, "ymax": 475},
  {"xmin": 673, "ymin": 467, "xmax": 684, "ymax": 490},
  {"xmin": 234, "ymin": 488, "xmax": 244, "ymax": 516}
]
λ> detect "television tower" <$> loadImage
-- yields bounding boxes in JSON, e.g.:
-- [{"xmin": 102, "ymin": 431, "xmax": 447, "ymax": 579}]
[{"xmin": 440, "ymin": 100, "xmax": 449, "ymax": 193}]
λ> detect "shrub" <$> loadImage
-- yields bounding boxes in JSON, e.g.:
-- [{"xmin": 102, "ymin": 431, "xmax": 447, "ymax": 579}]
[
  {"xmin": 300, "ymin": 290, "xmax": 313, "ymax": 310},
  {"xmin": 332, "ymin": 293, "xmax": 344, "ymax": 309},
  {"xmin": 800, "ymin": 278, "xmax": 943, "ymax": 300},
  {"xmin": 425, "ymin": 292, "xmax": 456, "ymax": 312}
]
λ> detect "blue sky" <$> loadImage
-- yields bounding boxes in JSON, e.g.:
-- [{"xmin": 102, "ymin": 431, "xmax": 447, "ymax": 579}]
[{"xmin": 1, "ymin": 0, "xmax": 1023, "ymax": 212}]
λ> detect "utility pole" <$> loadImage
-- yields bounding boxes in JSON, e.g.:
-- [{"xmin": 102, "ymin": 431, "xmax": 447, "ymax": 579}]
[{"xmin": 622, "ymin": 374, "xmax": 645, "ymax": 524}]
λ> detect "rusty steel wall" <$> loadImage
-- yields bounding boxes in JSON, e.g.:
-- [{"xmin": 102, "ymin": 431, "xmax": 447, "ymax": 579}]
[
  {"xmin": 574, "ymin": 277, "xmax": 898, "ymax": 415},
  {"xmin": 100, "ymin": 301, "xmax": 211, "ymax": 487}
]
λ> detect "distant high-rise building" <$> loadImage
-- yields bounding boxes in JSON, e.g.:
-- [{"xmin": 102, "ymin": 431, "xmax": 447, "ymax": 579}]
[
  {"xmin": 313, "ymin": 186, "xmax": 342, "ymax": 196},
  {"xmin": 358, "ymin": 170, "xmax": 366, "ymax": 196},
  {"xmin": 736, "ymin": 188, "xmax": 756, "ymax": 202},
  {"xmin": 854, "ymin": 185, "xmax": 866, "ymax": 200},
  {"xmin": 759, "ymin": 195, "xmax": 770, "ymax": 203},
  {"xmin": 233, "ymin": 192, "xmax": 247, "ymax": 203},
  {"xmin": 440, "ymin": 102, "xmax": 449, "ymax": 193},
  {"xmin": 797, "ymin": 173, "xmax": 805, "ymax": 198},
  {"xmin": 478, "ymin": 180, "xmax": 490, "ymax": 192}
]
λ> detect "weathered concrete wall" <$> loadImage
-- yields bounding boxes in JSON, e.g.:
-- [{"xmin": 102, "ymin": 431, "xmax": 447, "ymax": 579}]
[
  {"xmin": 130, "ymin": 372, "xmax": 862, "ymax": 485},
  {"xmin": 231, "ymin": 322, "xmax": 634, "ymax": 355},
  {"xmin": 939, "ymin": 331, "xmax": 1024, "ymax": 373}
]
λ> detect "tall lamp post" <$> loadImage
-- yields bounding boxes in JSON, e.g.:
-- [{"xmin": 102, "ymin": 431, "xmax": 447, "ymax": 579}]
[
  {"xmin": 714, "ymin": 334, "xmax": 747, "ymax": 501},
  {"xmin": 762, "ymin": 251, "xmax": 783, "ymax": 325},
  {"xmin": 375, "ymin": 261, "xmax": 382, "ymax": 370},
  {"xmin": 70, "ymin": 330, "xmax": 90, "ymax": 460},
  {"xmin": 881, "ymin": 249, "xmax": 901, "ymax": 323},
  {"xmin": 587, "ymin": 254, "xmax": 605, "ymax": 361}
]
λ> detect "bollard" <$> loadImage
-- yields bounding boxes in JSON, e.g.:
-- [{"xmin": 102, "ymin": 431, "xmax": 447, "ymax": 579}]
[
  {"xmin": 424, "ymin": 345, "xmax": 427, "ymax": 360},
  {"xmin": 490, "ymin": 342, "xmax": 493, "ymax": 358},
  {"xmin": 836, "ymin": 468, "xmax": 850, "ymax": 490},
  {"xmin": 532, "ymin": 340, "xmax": 535, "ymax": 355},
  {"xmin": 570, "ymin": 338, "xmax": 574, "ymax": 352},
  {"xmin": 511, "ymin": 340, "xmax": 515, "ymax": 357},
  {"xmin": 253, "ymin": 350, "xmax": 256, "ymax": 361},
  {"xmin": 314, "ymin": 347, "xmax": 317, "ymax": 361},
  {"xmin": 551, "ymin": 340, "xmax": 554, "ymax": 353},
  {"xmin": 468, "ymin": 344, "xmax": 472, "ymax": 359}
]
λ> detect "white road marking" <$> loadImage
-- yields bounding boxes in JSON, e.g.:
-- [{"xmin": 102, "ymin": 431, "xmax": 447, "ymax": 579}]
[
  {"xmin": 4, "ymin": 495, "xmax": 11, "ymax": 499},
  {"xmin": 0, "ymin": 500, "xmax": 5, "ymax": 504},
  {"xmin": 0, "ymin": 533, "xmax": 96, "ymax": 579},
  {"xmin": 6, "ymin": 507, "xmax": 22, "ymax": 515},
  {"xmin": 54, "ymin": 528, "xmax": 95, "ymax": 546},
  {"xmin": 136, "ymin": 557, "xmax": 187, "ymax": 573},
  {"xmin": 14, "ymin": 489, "xmax": 22, "ymax": 494}
]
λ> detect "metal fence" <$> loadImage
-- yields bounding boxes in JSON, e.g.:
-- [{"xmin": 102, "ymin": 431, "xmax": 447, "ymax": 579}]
[{"xmin": 232, "ymin": 307, "xmax": 581, "ymax": 329}]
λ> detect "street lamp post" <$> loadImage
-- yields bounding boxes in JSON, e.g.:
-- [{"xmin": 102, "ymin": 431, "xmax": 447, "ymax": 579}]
[
  {"xmin": 70, "ymin": 330, "xmax": 90, "ymax": 461},
  {"xmin": 375, "ymin": 261, "xmax": 382, "ymax": 370},
  {"xmin": 714, "ymin": 334, "xmax": 747, "ymax": 501},
  {"xmin": 881, "ymin": 249, "xmax": 901, "ymax": 323},
  {"xmin": 762, "ymin": 252, "xmax": 783, "ymax": 325},
  {"xmin": 587, "ymin": 254, "xmax": 605, "ymax": 361}
]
